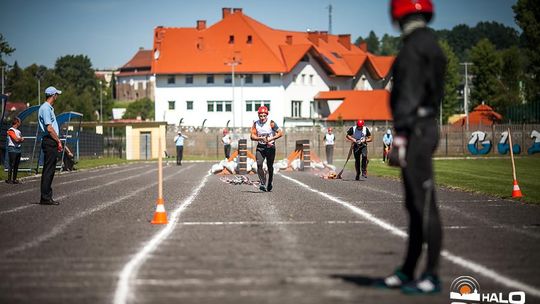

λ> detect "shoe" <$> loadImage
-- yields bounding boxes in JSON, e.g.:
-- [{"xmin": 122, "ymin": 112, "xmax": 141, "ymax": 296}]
[
  {"xmin": 362, "ymin": 174, "xmax": 367, "ymax": 179},
  {"xmin": 374, "ymin": 269, "xmax": 412, "ymax": 289},
  {"xmin": 39, "ymin": 199, "xmax": 60, "ymax": 205},
  {"xmin": 267, "ymin": 184, "xmax": 273, "ymax": 192},
  {"xmin": 401, "ymin": 273, "xmax": 441, "ymax": 295},
  {"xmin": 355, "ymin": 175, "xmax": 360, "ymax": 181},
  {"xmin": 259, "ymin": 184, "xmax": 267, "ymax": 192},
  {"xmin": 12, "ymin": 180, "xmax": 21, "ymax": 184},
  {"xmin": 5, "ymin": 180, "xmax": 13, "ymax": 184}
]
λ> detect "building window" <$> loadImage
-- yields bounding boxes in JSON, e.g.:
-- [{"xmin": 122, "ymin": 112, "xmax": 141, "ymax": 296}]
[
  {"xmin": 246, "ymin": 100, "xmax": 271, "ymax": 112},
  {"xmin": 301, "ymin": 74, "xmax": 306, "ymax": 85},
  {"xmin": 185, "ymin": 74, "xmax": 193, "ymax": 84},
  {"xmin": 208, "ymin": 101, "xmax": 232, "ymax": 112},
  {"xmin": 310, "ymin": 101, "xmax": 315, "ymax": 117},
  {"xmin": 263, "ymin": 74, "xmax": 271, "ymax": 83},
  {"xmin": 247, "ymin": 35, "xmax": 252, "ymax": 44},
  {"xmin": 229, "ymin": 35, "xmax": 235, "ymax": 44},
  {"xmin": 224, "ymin": 74, "xmax": 232, "ymax": 84},
  {"xmin": 291, "ymin": 100, "xmax": 302, "ymax": 117},
  {"xmin": 292, "ymin": 74, "xmax": 298, "ymax": 83},
  {"xmin": 329, "ymin": 85, "xmax": 338, "ymax": 91},
  {"xmin": 186, "ymin": 101, "xmax": 193, "ymax": 110},
  {"xmin": 207, "ymin": 74, "xmax": 214, "ymax": 84},
  {"xmin": 309, "ymin": 75, "xmax": 314, "ymax": 85},
  {"xmin": 244, "ymin": 74, "xmax": 253, "ymax": 84},
  {"xmin": 167, "ymin": 75, "xmax": 175, "ymax": 84},
  {"xmin": 168, "ymin": 100, "xmax": 175, "ymax": 110}
]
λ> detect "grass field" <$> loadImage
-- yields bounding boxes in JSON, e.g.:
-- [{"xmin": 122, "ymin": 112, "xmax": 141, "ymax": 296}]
[{"xmin": 348, "ymin": 156, "xmax": 540, "ymax": 204}]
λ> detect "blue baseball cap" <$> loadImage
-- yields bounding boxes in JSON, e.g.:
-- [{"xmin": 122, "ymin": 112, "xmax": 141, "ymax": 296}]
[{"xmin": 45, "ymin": 86, "xmax": 62, "ymax": 96}]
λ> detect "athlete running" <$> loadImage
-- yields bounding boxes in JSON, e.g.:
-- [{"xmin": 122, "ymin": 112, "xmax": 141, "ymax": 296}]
[{"xmin": 250, "ymin": 106, "xmax": 283, "ymax": 192}]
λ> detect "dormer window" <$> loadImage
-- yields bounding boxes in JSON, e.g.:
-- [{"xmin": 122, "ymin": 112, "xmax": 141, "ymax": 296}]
[
  {"xmin": 229, "ymin": 35, "xmax": 235, "ymax": 44},
  {"xmin": 247, "ymin": 35, "xmax": 252, "ymax": 44}
]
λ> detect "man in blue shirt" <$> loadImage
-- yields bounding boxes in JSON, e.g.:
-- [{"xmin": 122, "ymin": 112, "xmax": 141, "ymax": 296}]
[
  {"xmin": 38, "ymin": 86, "xmax": 63, "ymax": 205},
  {"xmin": 173, "ymin": 131, "xmax": 188, "ymax": 165}
]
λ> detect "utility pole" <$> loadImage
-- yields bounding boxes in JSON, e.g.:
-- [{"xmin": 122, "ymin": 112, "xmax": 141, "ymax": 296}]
[
  {"xmin": 99, "ymin": 80, "xmax": 103, "ymax": 123},
  {"xmin": 225, "ymin": 55, "xmax": 241, "ymax": 129},
  {"xmin": 327, "ymin": 4, "xmax": 333, "ymax": 34},
  {"xmin": 460, "ymin": 62, "xmax": 473, "ymax": 131},
  {"xmin": 1, "ymin": 65, "xmax": 4, "ymax": 94}
]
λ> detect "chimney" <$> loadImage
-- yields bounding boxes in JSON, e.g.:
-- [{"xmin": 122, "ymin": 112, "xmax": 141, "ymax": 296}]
[
  {"xmin": 338, "ymin": 34, "xmax": 351, "ymax": 50},
  {"xmin": 139, "ymin": 46, "xmax": 144, "ymax": 51},
  {"xmin": 222, "ymin": 8, "xmax": 232, "ymax": 19},
  {"xmin": 233, "ymin": 8, "xmax": 243, "ymax": 14},
  {"xmin": 286, "ymin": 35, "xmax": 293, "ymax": 45},
  {"xmin": 320, "ymin": 31, "xmax": 328, "ymax": 43},
  {"xmin": 308, "ymin": 31, "xmax": 319, "ymax": 46},
  {"xmin": 196, "ymin": 20, "xmax": 206, "ymax": 30},
  {"xmin": 358, "ymin": 41, "xmax": 368, "ymax": 52}
]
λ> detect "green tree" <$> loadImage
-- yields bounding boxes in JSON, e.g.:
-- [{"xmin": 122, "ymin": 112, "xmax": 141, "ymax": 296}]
[
  {"xmin": 379, "ymin": 34, "xmax": 400, "ymax": 56},
  {"xmin": 513, "ymin": 0, "xmax": 540, "ymax": 103},
  {"xmin": 494, "ymin": 47, "xmax": 525, "ymax": 114},
  {"xmin": 124, "ymin": 98, "xmax": 154, "ymax": 121},
  {"xmin": 439, "ymin": 40, "xmax": 461, "ymax": 123},
  {"xmin": 470, "ymin": 39, "xmax": 502, "ymax": 110},
  {"xmin": 0, "ymin": 33, "xmax": 15, "ymax": 67},
  {"xmin": 54, "ymin": 55, "xmax": 96, "ymax": 95},
  {"xmin": 365, "ymin": 31, "xmax": 380, "ymax": 54}
]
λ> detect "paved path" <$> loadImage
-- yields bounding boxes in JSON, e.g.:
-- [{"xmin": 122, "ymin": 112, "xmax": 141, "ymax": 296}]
[{"xmin": 0, "ymin": 162, "xmax": 538, "ymax": 303}]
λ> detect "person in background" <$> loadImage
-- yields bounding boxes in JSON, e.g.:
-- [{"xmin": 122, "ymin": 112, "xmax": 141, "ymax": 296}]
[
  {"xmin": 38, "ymin": 86, "xmax": 63, "ymax": 205},
  {"xmin": 6, "ymin": 117, "xmax": 24, "ymax": 184},
  {"xmin": 174, "ymin": 130, "xmax": 188, "ymax": 165},
  {"xmin": 379, "ymin": 0, "xmax": 446, "ymax": 295},
  {"xmin": 222, "ymin": 128, "xmax": 232, "ymax": 159},
  {"xmin": 324, "ymin": 127, "xmax": 335, "ymax": 164},
  {"xmin": 382, "ymin": 129, "xmax": 393, "ymax": 163},
  {"xmin": 250, "ymin": 106, "xmax": 283, "ymax": 192},
  {"xmin": 346, "ymin": 120, "xmax": 372, "ymax": 180}
]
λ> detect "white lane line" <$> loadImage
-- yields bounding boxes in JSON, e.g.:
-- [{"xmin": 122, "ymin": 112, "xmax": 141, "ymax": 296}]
[
  {"xmin": 1, "ymin": 166, "xmax": 192, "ymax": 256},
  {"xmin": 279, "ymin": 173, "xmax": 540, "ymax": 299},
  {"xmin": 179, "ymin": 220, "xmax": 366, "ymax": 226},
  {"xmin": 114, "ymin": 173, "xmax": 210, "ymax": 304},
  {"xmin": 0, "ymin": 164, "xmax": 148, "ymax": 200},
  {"xmin": 0, "ymin": 166, "xmax": 157, "ymax": 215}
]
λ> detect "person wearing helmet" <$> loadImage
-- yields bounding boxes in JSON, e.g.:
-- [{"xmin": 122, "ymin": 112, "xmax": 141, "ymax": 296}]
[
  {"xmin": 345, "ymin": 119, "xmax": 372, "ymax": 180},
  {"xmin": 382, "ymin": 129, "xmax": 393, "ymax": 163},
  {"xmin": 250, "ymin": 105, "xmax": 283, "ymax": 192},
  {"xmin": 380, "ymin": 0, "xmax": 446, "ymax": 295},
  {"xmin": 222, "ymin": 128, "xmax": 232, "ymax": 159},
  {"xmin": 324, "ymin": 127, "xmax": 335, "ymax": 164}
]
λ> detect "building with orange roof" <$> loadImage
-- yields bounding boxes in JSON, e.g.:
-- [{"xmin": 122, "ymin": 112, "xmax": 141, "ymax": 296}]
[
  {"xmin": 452, "ymin": 103, "xmax": 503, "ymax": 127},
  {"xmin": 152, "ymin": 8, "xmax": 394, "ymax": 127},
  {"xmin": 117, "ymin": 47, "xmax": 154, "ymax": 101}
]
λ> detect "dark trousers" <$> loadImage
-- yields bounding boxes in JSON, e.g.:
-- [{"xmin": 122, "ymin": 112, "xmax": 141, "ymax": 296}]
[
  {"xmin": 325, "ymin": 145, "xmax": 334, "ymax": 164},
  {"xmin": 176, "ymin": 146, "xmax": 183, "ymax": 165},
  {"xmin": 353, "ymin": 144, "xmax": 368, "ymax": 177},
  {"xmin": 224, "ymin": 144, "xmax": 231, "ymax": 159},
  {"xmin": 41, "ymin": 137, "xmax": 58, "ymax": 201},
  {"xmin": 383, "ymin": 144, "xmax": 390, "ymax": 162},
  {"xmin": 256, "ymin": 145, "xmax": 275, "ymax": 186},
  {"xmin": 7, "ymin": 151, "xmax": 21, "ymax": 181},
  {"xmin": 400, "ymin": 119, "xmax": 442, "ymax": 278}
]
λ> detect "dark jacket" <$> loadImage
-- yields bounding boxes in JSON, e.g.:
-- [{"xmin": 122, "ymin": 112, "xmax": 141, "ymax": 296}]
[{"xmin": 390, "ymin": 27, "xmax": 446, "ymax": 137}]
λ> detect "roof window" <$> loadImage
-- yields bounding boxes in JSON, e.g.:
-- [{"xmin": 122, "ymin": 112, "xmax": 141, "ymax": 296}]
[
  {"xmin": 247, "ymin": 35, "xmax": 252, "ymax": 44},
  {"xmin": 332, "ymin": 52, "xmax": 342, "ymax": 59},
  {"xmin": 229, "ymin": 35, "xmax": 235, "ymax": 44}
]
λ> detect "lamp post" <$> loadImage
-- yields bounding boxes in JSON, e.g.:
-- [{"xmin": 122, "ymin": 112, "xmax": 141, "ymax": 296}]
[
  {"xmin": 99, "ymin": 80, "xmax": 103, "ymax": 123},
  {"xmin": 36, "ymin": 71, "xmax": 44, "ymax": 105},
  {"xmin": 460, "ymin": 62, "xmax": 473, "ymax": 131},
  {"xmin": 225, "ymin": 56, "xmax": 241, "ymax": 129}
]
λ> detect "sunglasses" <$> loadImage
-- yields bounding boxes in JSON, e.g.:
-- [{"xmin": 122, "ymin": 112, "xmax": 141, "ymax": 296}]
[{"xmin": 258, "ymin": 114, "xmax": 267, "ymax": 117}]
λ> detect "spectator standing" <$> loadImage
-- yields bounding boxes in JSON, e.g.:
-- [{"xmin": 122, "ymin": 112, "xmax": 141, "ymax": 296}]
[
  {"xmin": 382, "ymin": 129, "xmax": 393, "ymax": 163},
  {"xmin": 174, "ymin": 131, "xmax": 188, "ymax": 165},
  {"xmin": 345, "ymin": 120, "xmax": 372, "ymax": 180},
  {"xmin": 222, "ymin": 129, "xmax": 232, "ymax": 159},
  {"xmin": 324, "ymin": 127, "xmax": 335, "ymax": 164},
  {"xmin": 6, "ymin": 117, "xmax": 24, "ymax": 184},
  {"xmin": 38, "ymin": 86, "xmax": 63, "ymax": 205}
]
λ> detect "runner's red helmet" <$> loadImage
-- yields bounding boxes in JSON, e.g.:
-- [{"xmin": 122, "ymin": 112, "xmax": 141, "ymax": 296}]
[
  {"xmin": 258, "ymin": 106, "xmax": 269, "ymax": 114},
  {"xmin": 328, "ymin": 127, "xmax": 333, "ymax": 131},
  {"xmin": 356, "ymin": 120, "xmax": 365, "ymax": 127},
  {"xmin": 390, "ymin": 0, "xmax": 434, "ymax": 22}
]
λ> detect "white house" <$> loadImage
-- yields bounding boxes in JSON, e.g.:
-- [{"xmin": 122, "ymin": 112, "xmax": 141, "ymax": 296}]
[{"xmin": 152, "ymin": 8, "xmax": 394, "ymax": 128}]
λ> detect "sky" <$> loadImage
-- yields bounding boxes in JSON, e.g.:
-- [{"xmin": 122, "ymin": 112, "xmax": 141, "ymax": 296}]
[{"xmin": 0, "ymin": 0, "xmax": 520, "ymax": 70}]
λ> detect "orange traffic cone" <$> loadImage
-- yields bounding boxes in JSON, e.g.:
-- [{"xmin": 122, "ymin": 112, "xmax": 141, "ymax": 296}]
[
  {"xmin": 151, "ymin": 198, "xmax": 168, "ymax": 224},
  {"xmin": 511, "ymin": 180, "xmax": 523, "ymax": 198}
]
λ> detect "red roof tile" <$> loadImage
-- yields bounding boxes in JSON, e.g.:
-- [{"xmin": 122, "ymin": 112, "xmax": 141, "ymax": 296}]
[
  {"xmin": 152, "ymin": 9, "xmax": 394, "ymax": 78},
  {"xmin": 315, "ymin": 90, "xmax": 392, "ymax": 121},
  {"xmin": 121, "ymin": 49, "xmax": 152, "ymax": 70}
]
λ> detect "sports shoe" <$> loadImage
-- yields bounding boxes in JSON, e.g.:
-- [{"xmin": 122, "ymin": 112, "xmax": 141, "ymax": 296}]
[
  {"xmin": 267, "ymin": 184, "xmax": 273, "ymax": 192},
  {"xmin": 355, "ymin": 175, "xmax": 360, "ymax": 181},
  {"xmin": 39, "ymin": 199, "xmax": 60, "ymax": 205},
  {"xmin": 401, "ymin": 273, "xmax": 441, "ymax": 295},
  {"xmin": 362, "ymin": 174, "xmax": 367, "ymax": 179},
  {"xmin": 259, "ymin": 184, "xmax": 267, "ymax": 192},
  {"xmin": 374, "ymin": 269, "xmax": 411, "ymax": 289}
]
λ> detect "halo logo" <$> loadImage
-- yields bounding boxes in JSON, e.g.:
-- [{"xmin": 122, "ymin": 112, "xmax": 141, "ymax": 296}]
[{"xmin": 450, "ymin": 276, "xmax": 526, "ymax": 304}]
